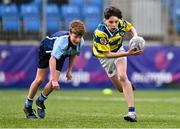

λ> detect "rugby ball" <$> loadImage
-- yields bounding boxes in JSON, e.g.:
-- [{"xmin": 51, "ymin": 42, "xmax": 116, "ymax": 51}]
[{"xmin": 129, "ymin": 36, "xmax": 145, "ymax": 50}]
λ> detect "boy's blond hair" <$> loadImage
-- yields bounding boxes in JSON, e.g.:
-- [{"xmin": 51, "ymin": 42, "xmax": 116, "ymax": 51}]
[{"xmin": 69, "ymin": 20, "xmax": 86, "ymax": 36}]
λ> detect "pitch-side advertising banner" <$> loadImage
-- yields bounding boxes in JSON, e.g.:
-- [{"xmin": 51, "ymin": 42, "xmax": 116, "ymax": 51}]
[
  {"xmin": 0, "ymin": 44, "xmax": 180, "ymax": 89},
  {"xmin": 127, "ymin": 45, "xmax": 180, "ymax": 89}
]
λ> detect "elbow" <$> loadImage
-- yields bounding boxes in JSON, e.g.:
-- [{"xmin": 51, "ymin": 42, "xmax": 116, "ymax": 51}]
[
  {"xmin": 104, "ymin": 54, "xmax": 110, "ymax": 58},
  {"xmin": 103, "ymin": 53, "xmax": 112, "ymax": 58},
  {"xmin": 130, "ymin": 27, "xmax": 138, "ymax": 37}
]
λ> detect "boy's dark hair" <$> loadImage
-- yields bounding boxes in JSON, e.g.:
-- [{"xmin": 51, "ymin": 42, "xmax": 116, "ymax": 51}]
[
  {"xmin": 104, "ymin": 6, "xmax": 122, "ymax": 19},
  {"xmin": 69, "ymin": 20, "xmax": 86, "ymax": 36}
]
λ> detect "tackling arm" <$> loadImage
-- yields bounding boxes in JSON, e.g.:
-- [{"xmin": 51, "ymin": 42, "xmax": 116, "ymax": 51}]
[
  {"xmin": 68, "ymin": 55, "xmax": 76, "ymax": 71},
  {"xmin": 49, "ymin": 56, "xmax": 59, "ymax": 88},
  {"xmin": 66, "ymin": 55, "xmax": 76, "ymax": 80}
]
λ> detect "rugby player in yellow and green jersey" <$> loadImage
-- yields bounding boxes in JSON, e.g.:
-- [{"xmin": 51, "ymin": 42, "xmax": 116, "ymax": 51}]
[
  {"xmin": 93, "ymin": 6, "xmax": 143, "ymax": 122},
  {"xmin": 93, "ymin": 18, "xmax": 134, "ymax": 58}
]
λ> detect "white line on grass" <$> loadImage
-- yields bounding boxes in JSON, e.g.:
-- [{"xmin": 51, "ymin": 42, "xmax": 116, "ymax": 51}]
[
  {"xmin": 0, "ymin": 128, "xmax": 180, "ymax": 129},
  {"xmin": 50, "ymin": 96, "xmax": 180, "ymax": 103}
]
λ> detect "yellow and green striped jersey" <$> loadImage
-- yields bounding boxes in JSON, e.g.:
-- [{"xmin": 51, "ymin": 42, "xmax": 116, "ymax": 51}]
[{"xmin": 93, "ymin": 19, "xmax": 132, "ymax": 58}]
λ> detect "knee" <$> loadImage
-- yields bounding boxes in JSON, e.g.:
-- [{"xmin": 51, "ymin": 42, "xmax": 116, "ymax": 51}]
[
  {"xmin": 34, "ymin": 78, "xmax": 44, "ymax": 85},
  {"xmin": 119, "ymin": 74, "xmax": 128, "ymax": 82}
]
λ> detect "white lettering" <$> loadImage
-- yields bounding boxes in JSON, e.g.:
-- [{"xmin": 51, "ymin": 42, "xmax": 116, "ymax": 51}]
[
  {"xmin": 0, "ymin": 72, "xmax": 5, "ymax": 82},
  {"xmin": 48, "ymin": 70, "xmax": 90, "ymax": 87},
  {"xmin": 131, "ymin": 72, "xmax": 172, "ymax": 87}
]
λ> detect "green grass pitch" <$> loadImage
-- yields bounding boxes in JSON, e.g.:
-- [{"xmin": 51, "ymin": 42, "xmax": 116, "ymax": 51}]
[{"xmin": 0, "ymin": 89, "xmax": 180, "ymax": 128}]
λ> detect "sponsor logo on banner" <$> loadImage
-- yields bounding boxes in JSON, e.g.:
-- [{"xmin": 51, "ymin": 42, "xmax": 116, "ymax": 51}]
[
  {"xmin": 131, "ymin": 72, "xmax": 172, "ymax": 87},
  {"xmin": 0, "ymin": 72, "xmax": 5, "ymax": 82},
  {"xmin": 0, "ymin": 71, "xmax": 26, "ymax": 85},
  {"xmin": 60, "ymin": 71, "xmax": 90, "ymax": 87},
  {"xmin": 48, "ymin": 70, "xmax": 90, "ymax": 87}
]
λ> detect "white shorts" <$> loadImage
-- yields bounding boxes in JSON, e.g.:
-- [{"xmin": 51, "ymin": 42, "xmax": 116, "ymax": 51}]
[{"xmin": 98, "ymin": 46, "xmax": 127, "ymax": 77}]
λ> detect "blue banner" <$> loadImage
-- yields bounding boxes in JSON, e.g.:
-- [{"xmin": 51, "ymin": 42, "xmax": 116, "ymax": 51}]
[
  {"xmin": 127, "ymin": 45, "xmax": 180, "ymax": 89},
  {"xmin": 0, "ymin": 44, "xmax": 180, "ymax": 89},
  {"xmin": 0, "ymin": 45, "xmax": 38, "ymax": 88}
]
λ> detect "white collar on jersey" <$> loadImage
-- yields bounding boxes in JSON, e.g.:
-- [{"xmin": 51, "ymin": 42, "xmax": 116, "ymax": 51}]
[{"xmin": 104, "ymin": 24, "xmax": 120, "ymax": 37}]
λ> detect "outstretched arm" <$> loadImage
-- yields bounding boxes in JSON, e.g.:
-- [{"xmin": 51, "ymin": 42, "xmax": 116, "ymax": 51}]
[
  {"xmin": 103, "ymin": 49, "xmax": 142, "ymax": 58},
  {"xmin": 49, "ymin": 56, "xmax": 59, "ymax": 89}
]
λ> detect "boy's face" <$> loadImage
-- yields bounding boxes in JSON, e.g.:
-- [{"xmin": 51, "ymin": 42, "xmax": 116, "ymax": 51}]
[
  {"xmin": 105, "ymin": 16, "xmax": 119, "ymax": 32},
  {"xmin": 69, "ymin": 33, "xmax": 82, "ymax": 45}
]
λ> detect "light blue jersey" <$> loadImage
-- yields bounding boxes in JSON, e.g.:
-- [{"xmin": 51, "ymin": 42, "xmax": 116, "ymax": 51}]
[{"xmin": 41, "ymin": 31, "xmax": 84, "ymax": 59}]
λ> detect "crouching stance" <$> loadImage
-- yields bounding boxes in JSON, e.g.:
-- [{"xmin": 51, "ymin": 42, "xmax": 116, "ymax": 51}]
[{"xmin": 24, "ymin": 20, "xmax": 85, "ymax": 119}]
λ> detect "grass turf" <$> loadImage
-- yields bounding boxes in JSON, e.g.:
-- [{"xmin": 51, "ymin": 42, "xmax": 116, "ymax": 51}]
[{"xmin": 0, "ymin": 89, "xmax": 180, "ymax": 128}]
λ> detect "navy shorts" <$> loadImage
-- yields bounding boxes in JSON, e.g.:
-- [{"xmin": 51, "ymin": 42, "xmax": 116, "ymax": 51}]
[{"xmin": 38, "ymin": 45, "xmax": 67, "ymax": 71}]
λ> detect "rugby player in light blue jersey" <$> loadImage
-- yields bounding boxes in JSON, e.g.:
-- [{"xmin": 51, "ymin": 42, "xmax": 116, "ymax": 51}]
[{"xmin": 24, "ymin": 20, "xmax": 86, "ymax": 119}]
